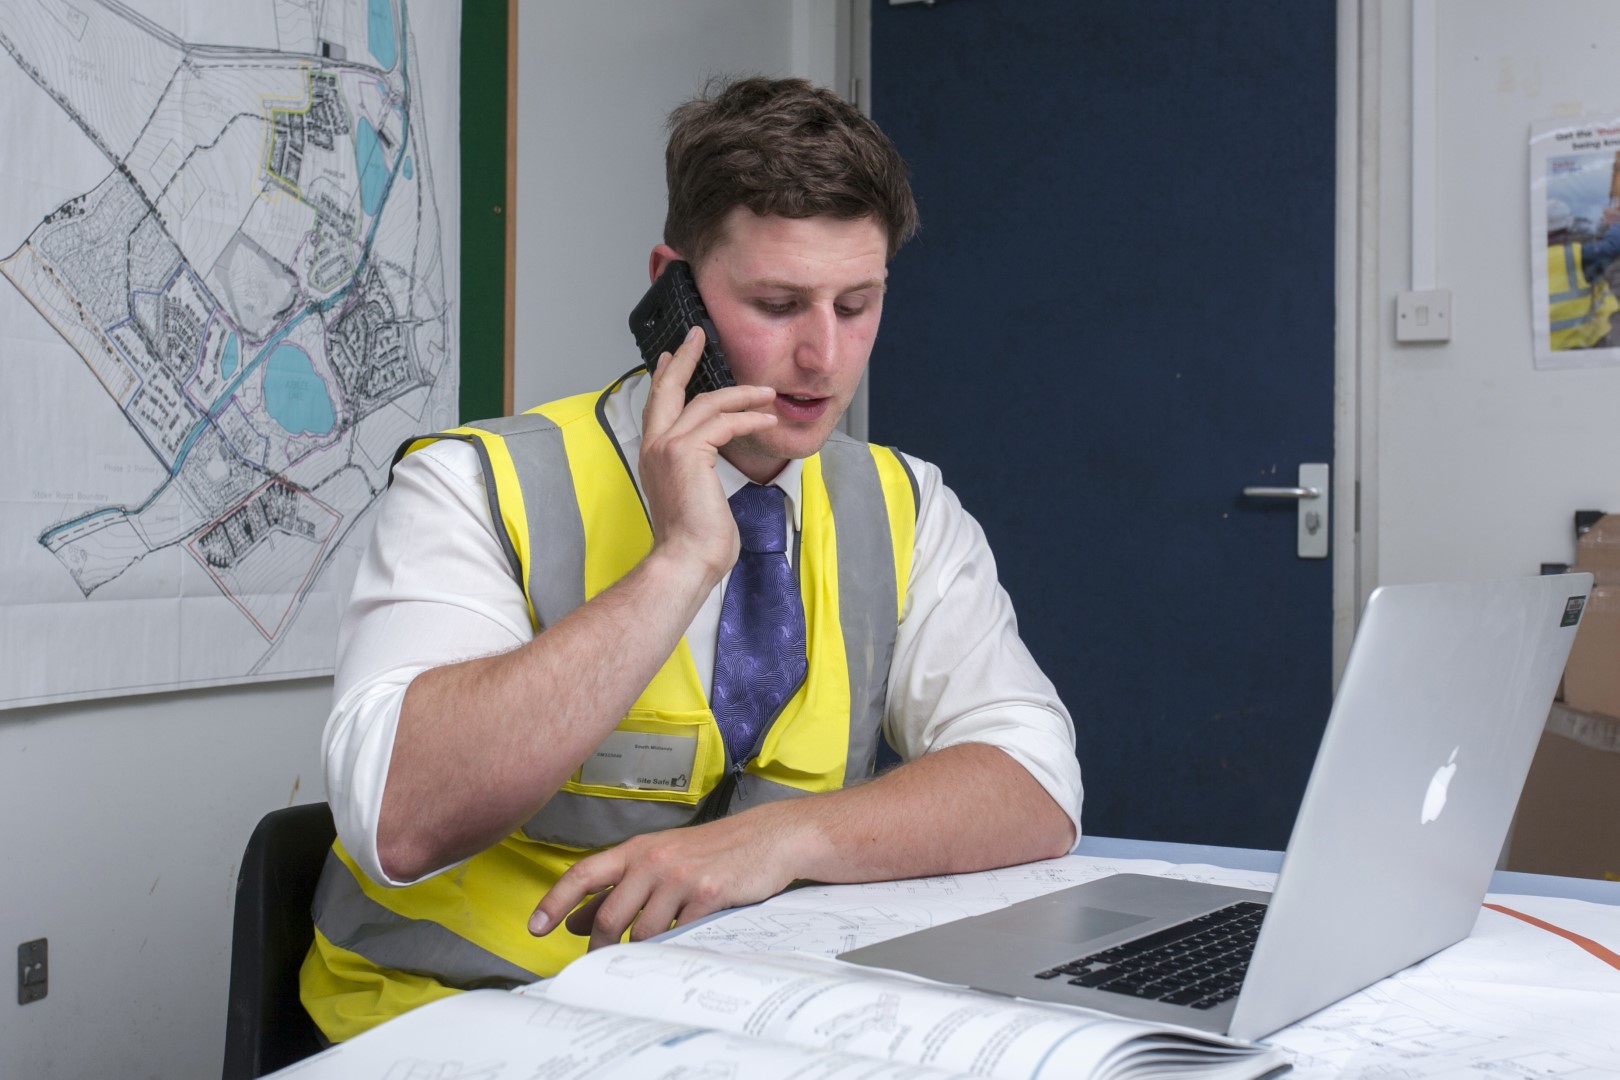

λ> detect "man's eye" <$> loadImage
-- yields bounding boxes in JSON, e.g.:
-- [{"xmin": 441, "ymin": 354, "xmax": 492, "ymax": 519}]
[
  {"xmin": 835, "ymin": 303, "xmax": 867, "ymax": 318},
  {"xmin": 757, "ymin": 300, "xmax": 796, "ymax": 315}
]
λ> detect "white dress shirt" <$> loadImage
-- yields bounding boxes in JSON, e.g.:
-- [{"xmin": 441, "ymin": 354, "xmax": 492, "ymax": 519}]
[{"xmin": 325, "ymin": 372, "xmax": 1082, "ymax": 886}]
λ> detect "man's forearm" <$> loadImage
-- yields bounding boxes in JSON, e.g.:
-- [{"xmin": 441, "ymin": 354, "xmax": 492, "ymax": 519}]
[
  {"xmin": 767, "ymin": 742, "xmax": 1077, "ymax": 884},
  {"xmin": 376, "ymin": 545, "xmax": 718, "ymax": 881}
]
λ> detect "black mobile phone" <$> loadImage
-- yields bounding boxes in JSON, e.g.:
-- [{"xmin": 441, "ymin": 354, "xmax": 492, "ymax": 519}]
[{"xmin": 628, "ymin": 260, "xmax": 736, "ymax": 401}]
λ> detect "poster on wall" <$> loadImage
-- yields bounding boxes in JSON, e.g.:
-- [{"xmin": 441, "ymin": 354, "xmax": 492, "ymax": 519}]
[
  {"xmin": 0, "ymin": 0, "xmax": 461, "ymax": 709},
  {"xmin": 1529, "ymin": 115, "xmax": 1620, "ymax": 370}
]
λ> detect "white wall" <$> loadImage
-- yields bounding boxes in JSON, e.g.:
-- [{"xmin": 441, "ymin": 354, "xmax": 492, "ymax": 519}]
[
  {"xmin": 0, "ymin": 6, "xmax": 848, "ymax": 1078},
  {"xmin": 0, "ymin": 679, "xmax": 328, "ymax": 1078},
  {"xmin": 1359, "ymin": 0, "xmax": 1620, "ymax": 592},
  {"xmin": 511, "ymin": 0, "xmax": 849, "ymax": 412}
]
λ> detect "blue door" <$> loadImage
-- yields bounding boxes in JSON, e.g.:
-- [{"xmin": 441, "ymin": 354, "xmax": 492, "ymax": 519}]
[{"xmin": 871, "ymin": 1, "xmax": 1337, "ymax": 850}]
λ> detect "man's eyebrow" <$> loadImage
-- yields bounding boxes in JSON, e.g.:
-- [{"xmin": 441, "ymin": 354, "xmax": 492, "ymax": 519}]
[{"xmin": 746, "ymin": 277, "xmax": 889, "ymax": 295}]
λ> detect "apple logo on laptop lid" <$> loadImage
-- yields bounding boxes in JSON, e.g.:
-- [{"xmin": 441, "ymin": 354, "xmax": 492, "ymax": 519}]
[{"xmin": 1421, "ymin": 746, "xmax": 1459, "ymax": 825}]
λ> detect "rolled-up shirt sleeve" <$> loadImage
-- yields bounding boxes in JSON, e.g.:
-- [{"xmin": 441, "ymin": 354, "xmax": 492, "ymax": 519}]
[
  {"xmin": 883, "ymin": 455, "xmax": 1084, "ymax": 840},
  {"xmin": 324, "ymin": 439, "xmax": 533, "ymax": 886}
]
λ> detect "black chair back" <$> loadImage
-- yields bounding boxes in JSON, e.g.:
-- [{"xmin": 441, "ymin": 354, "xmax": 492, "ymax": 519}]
[{"xmin": 223, "ymin": 802, "xmax": 335, "ymax": 1079}]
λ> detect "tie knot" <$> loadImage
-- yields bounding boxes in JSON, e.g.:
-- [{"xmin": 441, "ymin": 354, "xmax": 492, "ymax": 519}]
[{"xmin": 729, "ymin": 484, "xmax": 787, "ymax": 554}]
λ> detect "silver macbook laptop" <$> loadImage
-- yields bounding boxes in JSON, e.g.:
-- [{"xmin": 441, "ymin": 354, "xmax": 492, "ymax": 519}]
[{"xmin": 841, "ymin": 573, "xmax": 1593, "ymax": 1041}]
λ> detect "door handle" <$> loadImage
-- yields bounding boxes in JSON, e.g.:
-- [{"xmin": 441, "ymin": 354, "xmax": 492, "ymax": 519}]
[
  {"xmin": 1242, "ymin": 464, "xmax": 1328, "ymax": 559},
  {"xmin": 1241, "ymin": 485, "xmax": 1321, "ymax": 499}
]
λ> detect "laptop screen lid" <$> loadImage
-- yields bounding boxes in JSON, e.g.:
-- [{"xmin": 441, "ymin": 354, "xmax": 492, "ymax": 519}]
[{"xmin": 1227, "ymin": 573, "xmax": 1592, "ymax": 1040}]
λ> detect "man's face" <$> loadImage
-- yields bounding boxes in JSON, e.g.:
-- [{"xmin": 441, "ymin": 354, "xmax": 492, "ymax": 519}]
[{"xmin": 686, "ymin": 209, "xmax": 888, "ymax": 481}]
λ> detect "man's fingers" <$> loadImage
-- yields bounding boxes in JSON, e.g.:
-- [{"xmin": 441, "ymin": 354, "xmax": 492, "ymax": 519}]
[
  {"xmin": 530, "ymin": 854, "xmax": 623, "ymax": 936},
  {"xmin": 563, "ymin": 890, "xmax": 609, "ymax": 937},
  {"xmin": 652, "ymin": 383, "xmax": 778, "ymax": 447},
  {"xmin": 641, "ymin": 325, "xmax": 705, "ymax": 434},
  {"xmin": 683, "ymin": 404, "xmax": 778, "ymax": 447},
  {"xmin": 671, "ymin": 894, "xmax": 728, "ymax": 932},
  {"xmin": 644, "ymin": 326, "xmax": 780, "ymax": 449},
  {"xmin": 627, "ymin": 890, "xmax": 684, "ymax": 943},
  {"xmin": 667, "ymin": 381, "xmax": 775, "ymax": 420},
  {"xmin": 586, "ymin": 878, "xmax": 654, "ymax": 950}
]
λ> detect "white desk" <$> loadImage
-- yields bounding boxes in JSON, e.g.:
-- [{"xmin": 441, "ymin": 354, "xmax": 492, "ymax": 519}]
[{"xmin": 275, "ymin": 839, "xmax": 1620, "ymax": 1078}]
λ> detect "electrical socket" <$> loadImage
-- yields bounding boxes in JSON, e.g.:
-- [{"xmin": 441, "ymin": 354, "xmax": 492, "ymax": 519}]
[{"xmin": 18, "ymin": 938, "xmax": 47, "ymax": 1005}]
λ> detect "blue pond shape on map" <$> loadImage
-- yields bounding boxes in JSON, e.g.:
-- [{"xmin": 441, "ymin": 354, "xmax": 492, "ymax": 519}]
[
  {"xmin": 263, "ymin": 344, "xmax": 335, "ymax": 436},
  {"xmin": 368, "ymin": 0, "xmax": 397, "ymax": 69},
  {"xmin": 403, "ymin": 155, "xmax": 413, "ymax": 180},
  {"xmin": 355, "ymin": 118, "xmax": 391, "ymax": 216},
  {"xmin": 220, "ymin": 333, "xmax": 240, "ymax": 379}
]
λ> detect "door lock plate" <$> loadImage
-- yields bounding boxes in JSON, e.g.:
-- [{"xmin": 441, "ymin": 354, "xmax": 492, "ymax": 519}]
[
  {"xmin": 1296, "ymin": 463, "xmax": 1329, "ymax": 559},
  {"xmin": 18, "ymin": 938, "xmax": 46, "ymax": 1005}
]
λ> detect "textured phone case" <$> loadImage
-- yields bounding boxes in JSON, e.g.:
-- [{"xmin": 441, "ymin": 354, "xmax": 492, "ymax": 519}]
[{"xmin": 628, "ymin": 263, "xmax": 736, "ymax": 397}]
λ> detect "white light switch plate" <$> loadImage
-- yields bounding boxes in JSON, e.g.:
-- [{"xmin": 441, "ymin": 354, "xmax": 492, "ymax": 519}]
[{"xmin": 1396, "ymin": 289, "xmax": 1452, "ymax": 343}]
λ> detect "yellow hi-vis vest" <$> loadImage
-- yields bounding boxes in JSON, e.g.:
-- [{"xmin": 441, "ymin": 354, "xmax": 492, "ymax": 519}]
[
  {"xmin": 1548, "ymin": 241, "xmax": 1620, "ymax": 351},
  {"xmin": 300, "ymin": 374, "xmax": 918, "ymax": 1041}
]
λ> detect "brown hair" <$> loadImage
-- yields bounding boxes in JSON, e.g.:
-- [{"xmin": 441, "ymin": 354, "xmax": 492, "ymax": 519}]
[{"xmin": 663, "ymin": 76, "xmax": 919, "ymax": 265}]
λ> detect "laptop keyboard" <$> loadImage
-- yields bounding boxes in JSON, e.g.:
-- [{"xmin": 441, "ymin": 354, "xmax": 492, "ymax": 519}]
[{"xmin": 1034, "ymin": 900, "xmax": 1266, "ymax": 1010}]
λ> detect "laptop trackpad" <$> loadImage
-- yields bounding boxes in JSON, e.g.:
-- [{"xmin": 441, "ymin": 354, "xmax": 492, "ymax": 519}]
[{"xmin": 976, "ymin": 900, "xmax": 1150, "ymax": 944}]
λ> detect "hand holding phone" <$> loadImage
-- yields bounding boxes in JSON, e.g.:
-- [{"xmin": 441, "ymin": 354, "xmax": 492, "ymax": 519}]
[
  {"xmin": 628, "ymin": 261, "xmax": 737, "ymax": 401},
  {"xmin": 627, "ymin": 261, "xmax": 775, "ymax": 583}
]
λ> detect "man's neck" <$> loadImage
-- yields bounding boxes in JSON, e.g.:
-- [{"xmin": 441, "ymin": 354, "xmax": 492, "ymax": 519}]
[{"xmin": 721, "ymin": 448, "xmax": 791, "ymax": 486}]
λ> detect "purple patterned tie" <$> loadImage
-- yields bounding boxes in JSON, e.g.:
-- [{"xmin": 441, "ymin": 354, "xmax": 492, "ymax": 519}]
[{"xmin": 712, "ymin": 484, "xmax": 807, "ymax": 764}]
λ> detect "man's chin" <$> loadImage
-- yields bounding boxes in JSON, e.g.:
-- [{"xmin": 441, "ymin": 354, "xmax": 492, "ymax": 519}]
[{"xmin": 725, "ymin": 425, "xmax": 838, "ymax": 475}]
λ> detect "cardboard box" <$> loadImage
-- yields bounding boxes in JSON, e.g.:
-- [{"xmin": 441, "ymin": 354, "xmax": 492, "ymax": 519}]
[
  {"xmin": 1506, "ymin": 704, "xmax": 1620, "ymax": 881},
  {"xmin": 1509, "ymin": 517, "xmax": 1620, "ymax": 880},
  {"xmin": 1563, "ymin": 585, "xmax": 1620, "ymax": 719},
  {"xmin": 1575, "ymin": 514, "xmax": 1620, "ymax": 586}
]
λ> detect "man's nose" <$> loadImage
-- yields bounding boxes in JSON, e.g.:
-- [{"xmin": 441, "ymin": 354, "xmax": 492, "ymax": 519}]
[{"xmin": 793, "ymin": 306, "xmax": 839, "ymax": 373}]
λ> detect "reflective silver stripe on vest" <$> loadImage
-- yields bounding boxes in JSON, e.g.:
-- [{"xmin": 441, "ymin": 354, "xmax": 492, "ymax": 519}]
[
  {"xmin": 1551, "ymin": 244, "xmax": 1586, "ymax": 304},
  {"xmin": 712, "ymin": 438, "xmax": 905, "ymax": 809},
  {"xmin": 1550, "ymin": 244, "xmax": 1593, "ymax": 331},
  {"xmin": 463, "ymin": 414, "xmax": 587, "ymax": 630},
  {"xmin": 513, "ymin": 430, "xmax": 910, "ymax": 848},
  {"xmin": 310, "ymin": 850, "xmax": 540, "ymax": 990},
  {"xmin": 816, "ymin": 432, "xmax": 900, "ymax": 781},
  {"xmin": 524, "ymin": 789, "xmax": 705, "ymax": 850},
  {"xmin": 394, "ymin": 432, "xmax": 525, "ymax": 584}
]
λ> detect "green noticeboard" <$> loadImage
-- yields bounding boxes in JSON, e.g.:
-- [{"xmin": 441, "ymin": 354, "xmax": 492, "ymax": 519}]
[{"xmin": 459, "ymin": 0, "xmax": 511, "ymax": 423}]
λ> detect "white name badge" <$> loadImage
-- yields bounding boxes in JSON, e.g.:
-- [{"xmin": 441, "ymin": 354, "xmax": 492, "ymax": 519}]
[{"xmin": 579, "ymin": 730, "xmax": 698, "ymax": 792}]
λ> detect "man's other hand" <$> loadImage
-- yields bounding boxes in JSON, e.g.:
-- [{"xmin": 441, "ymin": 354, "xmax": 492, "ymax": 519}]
[
  {"xmin": 528, "ymin": 811, "xmax": 799, "ymax": 950},
  {"xmin": 526, "ymin": 745, "xmax": 1077, "ymax": 953}
]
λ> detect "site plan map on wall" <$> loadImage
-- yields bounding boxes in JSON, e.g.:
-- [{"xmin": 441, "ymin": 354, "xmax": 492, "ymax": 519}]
[{"xmin": 0, "ymin": 0, "xmax": 460, "ymax": 708}]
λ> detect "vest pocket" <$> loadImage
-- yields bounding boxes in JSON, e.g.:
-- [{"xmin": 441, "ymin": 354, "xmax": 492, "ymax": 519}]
[
  {"xmin": 519, "ymin": 709, "xmax": 724, "ymax": 849},
  {"xmin": 565, "ymin": 708, "xmax": 723, "ymax": 801}
]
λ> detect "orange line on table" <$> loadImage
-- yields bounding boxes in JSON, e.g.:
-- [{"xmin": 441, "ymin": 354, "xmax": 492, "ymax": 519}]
[{"xmin": 1484, "ymin": 903, "xmax": 1620, "ymax": 972}]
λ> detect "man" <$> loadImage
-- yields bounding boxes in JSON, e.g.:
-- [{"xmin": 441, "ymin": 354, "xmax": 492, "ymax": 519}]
[
  {"xmin": 301, "ymin": 76, "xmax": 1082, "ymax": 1041},
  {"xmin": 1547, "ymin": 198, "xmax": 1620, "ymax": 350}
]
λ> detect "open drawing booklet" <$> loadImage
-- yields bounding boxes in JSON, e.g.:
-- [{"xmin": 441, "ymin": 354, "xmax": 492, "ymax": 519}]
[{"xmin": 279, "ymin": 940, "xmax": 1289, "ymax": 1079}]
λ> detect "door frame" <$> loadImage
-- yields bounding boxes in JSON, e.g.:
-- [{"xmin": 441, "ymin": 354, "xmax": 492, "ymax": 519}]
[{"xmin": 1337, "ymin": 0, "xmax": 1371, "ymax": 685}]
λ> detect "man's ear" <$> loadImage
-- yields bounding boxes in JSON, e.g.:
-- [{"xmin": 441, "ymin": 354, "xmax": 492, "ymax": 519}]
[{"xmin": 648, "ymin": 245, "xmax": 682, "ymax": 283}]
